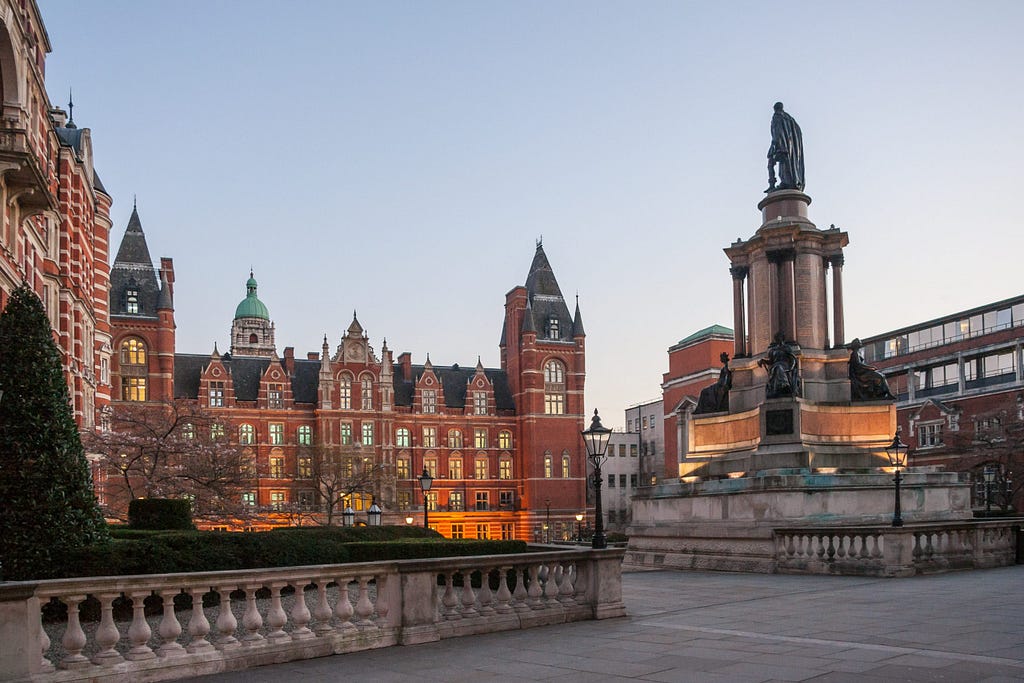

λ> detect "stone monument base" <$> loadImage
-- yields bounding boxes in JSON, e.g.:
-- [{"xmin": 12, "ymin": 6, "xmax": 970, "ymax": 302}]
[{"xmin": 624, "ymin": 470, "xmax": 972, "ymax": 573}]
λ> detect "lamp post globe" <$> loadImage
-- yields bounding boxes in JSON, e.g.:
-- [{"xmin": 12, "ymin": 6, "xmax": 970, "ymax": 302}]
[
  {"xmin": 575, "ymin": 512, "xmax": 584, "ymax": 543},
  {"xmin": 581, "ymin": 408, "xmax": 612, "ymax": 549},
  {"xmin": 885, "ymin": 433, "xmax": 909, "ymax": 527}
]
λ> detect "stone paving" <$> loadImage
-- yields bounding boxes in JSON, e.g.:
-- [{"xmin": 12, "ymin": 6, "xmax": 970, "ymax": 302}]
[{"xmin": 190, "ymin": 565, "xmax": 1024, "ymax": 682}]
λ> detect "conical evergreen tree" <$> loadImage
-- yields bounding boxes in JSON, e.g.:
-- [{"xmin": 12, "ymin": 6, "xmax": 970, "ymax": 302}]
[{"xmin": 0, "ymin": 284, "xmax": 108, "ymax": 580}]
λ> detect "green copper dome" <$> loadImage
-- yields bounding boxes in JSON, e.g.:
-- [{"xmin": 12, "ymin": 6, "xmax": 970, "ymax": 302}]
[{"xmin": 234, "ymin": 272, "xmax": 270, "ymax": 320}]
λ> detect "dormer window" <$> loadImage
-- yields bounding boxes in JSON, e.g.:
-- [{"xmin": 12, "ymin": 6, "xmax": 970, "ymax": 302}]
[
  {"xmin": 548, "ymin": 316, "xmax": 559, "ymax": 339},
  {"xmin": 125, "ymin": 288, "xmax": 139, "ymax": 314}
]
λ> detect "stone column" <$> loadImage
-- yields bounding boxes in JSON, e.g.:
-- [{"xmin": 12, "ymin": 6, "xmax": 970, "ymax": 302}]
[
  {"xmin": 830, "ymin": 255, "xmax": 845, "ymax": 347},
  {"xmin": 767, "ymin": 252, "xmax": 781, "ymax": 338},
  {"xmin": 821, "ymin": 257, "xmax": 831, "ymax": 348},
  {"xmin": 768, "ymin": 250, "xmax": 796, "ymax": 340},
  {"xmin": 730, "ymin": 266, "xmax": 748, "ymax": 358}
]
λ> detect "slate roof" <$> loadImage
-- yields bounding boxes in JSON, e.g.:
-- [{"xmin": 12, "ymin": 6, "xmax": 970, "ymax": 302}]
[
  {"xmin": 524, "ymin": 244, "xmax": 577, "ymax": 342},
  {"xmin": 110, "ymin": 206, "xmax": 160, "ymax": 319},
  {"xmin": 393, "ymin": 364, "xmax": 515, "ymax": 412},
  {"xmin": 173, "ymin": 354, "xmax": 321, "ymax": 404}
]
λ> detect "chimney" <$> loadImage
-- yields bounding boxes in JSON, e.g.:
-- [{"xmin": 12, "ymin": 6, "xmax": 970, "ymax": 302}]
[
  {"xmin": 397, "ymin": 352, "xmax": 412, "ymax": 381},
  {"xmin": 307, "ymin": 352, "xmax": 319, "ymax": 360},
  {"xmin": 283, "ymin": 346, "xmax": 295, "ymax": 375},
  {"xmin": 160, "ymin": 258, "xmax": 175, "ymax": 297}
]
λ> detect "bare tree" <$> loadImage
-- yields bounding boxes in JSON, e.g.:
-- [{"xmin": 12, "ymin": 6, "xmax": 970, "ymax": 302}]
[
  {"xmin": 300, "ymin": 444, "xmax": 384, "ymax": 525},
  {"xmin": 84, "ymin": 400, "xmax": 250, "ymax": 521},
  {"xmin": 941, "ymin": 412, "xmax": 1023, "ymax": 512}
]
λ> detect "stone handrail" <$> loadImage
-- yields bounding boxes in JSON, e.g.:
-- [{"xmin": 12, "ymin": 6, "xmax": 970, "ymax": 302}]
[
  {"xmin": 773, "ymin": 520, "xmax": 1021, "ymax": 577},
  {"xmin": 0, "ymin": 548, "xmax": 625, "ymax": 682}
]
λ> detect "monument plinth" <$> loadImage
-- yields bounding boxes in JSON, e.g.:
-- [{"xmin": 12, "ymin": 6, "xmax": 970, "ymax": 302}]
[{"xmin": 625, "ymin": 104, "xmax": 971, "ymax": 573}]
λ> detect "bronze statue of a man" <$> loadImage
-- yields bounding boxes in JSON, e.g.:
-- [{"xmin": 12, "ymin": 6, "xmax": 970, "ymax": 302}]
[{"xmin": 766, "ymin": 102, "xmax": 805, "ymax": 193}]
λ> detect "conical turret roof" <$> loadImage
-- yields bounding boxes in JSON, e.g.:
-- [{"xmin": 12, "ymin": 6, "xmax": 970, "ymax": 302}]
[
  {"xmin": 113, "ymin": 205, "xmax": 155, "ymax": 267},
  {"xmin": 523, "ymin": 242, "xmax": 572, "ymax": 342}
]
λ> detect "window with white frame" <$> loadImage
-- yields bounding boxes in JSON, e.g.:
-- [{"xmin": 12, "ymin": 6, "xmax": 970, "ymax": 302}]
[
  {"xmin": 297, "ymin": 425, "xmax": 312, "ymax": 445},
  {"xmin": 422, "ymin": 426, "xmax": 437, "ymax": 448},
  {"xmin": 422, "ymin": 389, "xmax": 437, "ymax": 414},
  {"xmin": 238, "ymin": 423, "xmax": 255, "ymax": 445},
  {"xmin": 361, "ymin": 376, "xmax": 373, "ymax": 410},
  {"xmin": 269, "ymin": 423, "xmax": 284, "ymax": 445},
  {"xmin": 339, "ymin": 375, "xmax": 352, "ymax": 409},
  {"xmin": 474, "ymin": 428, "xmax": 488, "ymax": 448},
  {"xmin": 498, "ymin": 430, "xmax": 512, "ymax": 449},
  {"xmin": 473, "ymin": 391, "xmax": 487, "ymax": 415},
  {"xmin": 918, "ymin": 422, "xmax": 943, "ymax": 448},
  {"xmin": 340, "ymin": 422, "xmax": 352, "ymax": 445},
  {"xmin": 396, "ymin": 427, "xmax": 411, "ymax": 447},
  {"xmin": 361, "ymin": 422, "xmax": 374, "ymax": 445},
  {"xmin": 268, "ymin": 383, "xmax": 283, "ymax": 408},
  {"xmin": 544, "ymin": 360, "xmax": 566, "ymax": 415},
  {"xmin": 448, "ymin": 429, "xmax": 463, "ymax": 448}
]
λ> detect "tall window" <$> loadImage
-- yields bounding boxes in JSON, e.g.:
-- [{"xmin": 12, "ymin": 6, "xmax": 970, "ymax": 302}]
[
  {"xmin": 297, "ymin": 425, "xmax": 312, "ymax": 445},
  {"xmin": 396, "ymin": 427, "xmax": 411, "ymax": 447},
  {"xmin": 449, "ymin": 491, "xmax": 464, "ymax": 512},
  {"xmin": 448, "ymin": 429, "xmax": 463, "ymax": 448},
  {"xmin": 561, "ymin": 453, "xmax": 570, "ymax": 478},
  {"xmin": 425, "ymin": 491, "xmax": 438, "ymax": 511},
  {"xmin": 398, "ymin": 491, "xmax": 411, "ymax": 510},
  {"xmin": 473, "ymin": 391, "xmax": 487, "ymax": 415},
  {"xmin": 241, "ymin": 492, "xmax": 256, "ymax": 507},
  {"xmin": 500, "ymin": 523, "xmax": 515, "ymax": 540},
  {"xmin": 424, "ymin": 457, "xmax": 438, "ymax": 478},
  {"xmin": 120, "ymin": 338, "xmax": 148, "ymax": 402},
  {"xmin": 919, "ymin": 423, "xmax": 943, "ymax": 447},
  {"xmin": 547, "ymin": 316, "xmax": 559, "ymax": 339},
  {"xmin": 474, "ymin": 428, "xmax": 488, "ymax": 449},
  {"xmin": 270, "ymin": 491, "xmax": 286, "ymax": 510},
  {"xmin": 544, "ymin": 452, "xmax": 553, "ymax": 478},
  {"xmin": 475, "ymin": 491, "xmax": 489, "ymax": 511},
  {"xmin": 450, "ymin": 522, "xmax": 464, "ymax": 539},
  {"xmin": 449, "ymin": 456, "xmax": 463, "ymax": 479},
  {"xmin": 269, "ymin": 457, "xmax": 285, "ymax": 478},
  {"xmin": 397, "ymin": 457, "xmax": 411, "ymax": 479},
  {"xmin": 498, "ymin": 431, "xmax": 512, "ymax": 449},
  {"xmin": 339, "ymin": 375, "xmax": 352, "ymax": 409},
  {"xmin": 422, "ymin": 389, "xmax": 437, "ymax": 414},
  {"xmin": 361, "ymin": 422, "xmax": 374, "ymax": 445},
  {"xmin": 499, "ymin": 490, "xmax": 514, "ymax": 508},
  {"xmin": 210, "ymin": 423, "xmax": 225, "ymax": 440},
  {"xmin": 475, "ymin": 457, "xmax": 489, "ymax": 480},
  {"xmin": 297, "ymin": 456, "xmax": 312, "ymax": 478},
  {"xmin": 182, "ymin": 423, "xmax": 195, "ymax": 440},
  {"xmin": 269, "ymin": 423, "xmax": 284, "ymax": 445},
  {"xmin": 209, "ymin": 381, "xmax": 224, "ymax": 408},
  {"xmin": 361, "ymin": 376, "xmax": 373, "ymax": 410},
  {"xmin": 268, "ymin": 383, "xmax": 283, "ymax": 408},
  {"xmin": 238, "ymin": 423, "xmax": 255, "ymax": 445},
  {"xmin": 297, "ymin": 490, "xmax": 316, "ymax": 510},
  {"xmin": 340, "ymin": 423, "xmax": 352, "ymax": 445},
  {"xmin": 422, "ymin": 426, "xmax": 437, "ymax": 448},
  {"xmin": 544, "ymin": 360, "xmax": 566, "ymax": 415},
  {"xmin": 125, "ymin": 288, "xmax": 139, "ymax": 314},
  {"xmin": 499, "ymin": 458, "xmax": 512, "ymax": 480}
]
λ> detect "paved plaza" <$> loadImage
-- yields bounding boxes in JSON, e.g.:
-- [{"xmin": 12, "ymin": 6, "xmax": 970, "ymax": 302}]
[{"xmin": 191, "ymin": 565, "xmax": 1024, "ymax": 682}]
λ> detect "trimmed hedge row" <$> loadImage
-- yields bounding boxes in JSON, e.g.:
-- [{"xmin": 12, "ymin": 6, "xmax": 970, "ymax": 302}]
[
  {"xmin": 128, "ymin": 499, "xmax": 194, "ymax": 530},
  {"xmin": 61, "ymin": 526, "xmax": 526, "ymax": 578}
]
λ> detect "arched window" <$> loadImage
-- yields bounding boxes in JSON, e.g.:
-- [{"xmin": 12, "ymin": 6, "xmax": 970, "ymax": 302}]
[
  {"xmin": 249, "ymin": 333, "xmax": 258, "ymax": 344},
  {"xmin": 339, "ymin": 374, "xmax": 352, "ymax": 409},
  {"xmin": 561, "ymin": 452, "xmax": 570, "ymax": 478},
  {"xmin": 361, "ymin": 375, "xmax": 373, "ymax": 410},
  {"xmin": 498, "ymin": 430, "xmax": 512, "ymax": 449},
  {"xmin": 543, "ymin": 451, "xmax": 552, "ymax": 478},
  {"xmin": 544, "ymin": 360, "xmax": 565, "ymax": 415},
  {"xmin": 238, "ymin": 423, "xmax": 255, "ymax": 445},
  {"xmin": 448, "ymin": 429, "xmax": 463, "ymax": 448},
  {"xmin": 396, "ymin": 427, "xmax": 411, "ymax": 448},
  {"xmin": 297, "ymin": 425, "xmax": 312, "ymax": 446},
  {"xmin": 120, "ymin": 337, "xmax": 147, "ymax": 401}
]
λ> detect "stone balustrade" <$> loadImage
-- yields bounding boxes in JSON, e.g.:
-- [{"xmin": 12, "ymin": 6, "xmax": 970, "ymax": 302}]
[
  {"xmin": 773, "ymin": 520, "xmax": 1020, "ymax": 577},
  {"xmin": 0, "ymin": 548, "xmax": 625, "ymax": 682}
]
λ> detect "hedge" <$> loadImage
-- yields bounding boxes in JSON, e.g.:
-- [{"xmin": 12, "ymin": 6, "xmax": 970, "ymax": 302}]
[{"xmin": 128, "ymin": 499, "xmax": 194, "ymax": 530}]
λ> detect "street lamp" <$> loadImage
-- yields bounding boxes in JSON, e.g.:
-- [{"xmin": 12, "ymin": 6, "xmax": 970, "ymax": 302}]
[
  {"xmin": 983, "ymin": 466, "xmax": 997, "ymax": 514},
  {"xmin": 341, "ymin": 505, "xmax": 355, "ymax": 527},
  {"xmin": 575, "ymin": 512, "xmax": 584, "ymax": 543},
  {"xmin": 885, "ymin": 433, "xmax": 908, "ymax": 527},
  {"xmin": 581, "ymin": 408, "xmax": 612, "ymax": 549},
  {"xmin": 367, "ymin": 500, "xmax": 382, "ymax": 526},
  {"xmin": 405, "ymin": 515, "xmax": 414, "ymax": 525},
  {"xmin": 418, "ymin": 467, "xmax": 434, "ymax": 529}
]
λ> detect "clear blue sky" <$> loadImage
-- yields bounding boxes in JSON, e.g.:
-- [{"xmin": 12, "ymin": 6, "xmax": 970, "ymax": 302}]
[{"xmin": 42, "ymin": 1, "xmax": 1024, "ymax": 428}]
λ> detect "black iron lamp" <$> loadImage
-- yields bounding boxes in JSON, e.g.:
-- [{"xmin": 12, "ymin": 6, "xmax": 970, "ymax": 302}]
[
  {"xmin": 418, "ymin": 467, "xmax": 434, "ymax": 529},
  {"xmin": 885, "ymin": 433, "xmax": 908, "ymax": 527},
  {"xmin": 367, "ymin": 500, "xmax": 382, "ymax": 526},
  {"xmin": 581, "ymin": 409, "xmax": 612, "ymax": 549}
]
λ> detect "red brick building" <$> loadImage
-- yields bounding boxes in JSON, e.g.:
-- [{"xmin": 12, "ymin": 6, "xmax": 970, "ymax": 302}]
[
  {"xmin": 0, "ymin": 0, "xmax": 113, "ymax": 428},
  {"xmin": 108, "ymin": 221, "xmax": 589, "ymax": 539}
]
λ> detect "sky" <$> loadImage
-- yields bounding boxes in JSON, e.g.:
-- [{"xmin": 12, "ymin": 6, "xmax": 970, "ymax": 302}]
[{"xmin": 41, "ymin": 1, "xmax": 1024, "ymax": 429}]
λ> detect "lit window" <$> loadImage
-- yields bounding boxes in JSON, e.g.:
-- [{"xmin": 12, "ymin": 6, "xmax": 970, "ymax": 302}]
[
  {"xmin": 241, "ymin": 492, "xmax": 256, "ymax": 506},
  {"xmin": 297, "ymin": 425, "xmax": 312, "ymax": 445},
  {"xmin": 449, "ymin": 491, "xmax": 464, "ymax": 512},
  {"xmin": 125, "ymin": 288, "xmax": 139, "ymax": 314},
  {"xmin": 270, "ymin": 457, "xmax": 285, "ymax": 478},
  {"xmin": 361, "ymin": 376, "xmax": 373, "ymax": 410},
  {"xmin": 499, "ymin": 458, "xmax": 512, "ymax": 480},
  {"xmin": 297, "ymin": 456, "xmax": 312, "ymax": 478},
  {"xmin": 544, "ymin": 360, "xmax": 566, "ymax": 415},
  {"xmin": 182, "ymin": 423, "xmax": 195, "ymax": 440},
  {"xmin": 547, "ymin": 316, "xmax": 559, "ymax": 339},
  {"xmin": 544, "ymin": 453, "xmax": 552, "ymax": 478},
  {"xmin": 210, "ymin": 423, "xmax": 225, "ymax": 440},
  {"xmin": 397, "ymin": 458, "xmax": 411, "ymax": 479},
  {"xmin": 238, "ymin": 423, "xmax": 255, "ymax": 444},
  {"xmin": 474, "ymin": 428, "xmax": 488, "ymax": 449},
  {"xmin": 339, "ymin": 375, "xmax": 352, "ymax": 409},
  {"xmin": 448, "ymin": 429, "xmax": 463, "ymax": 448},
  {"xmin": 561, "ymin": 453, "xmax": 570, "ymax": 478},
  {"xmin": 340, "ymin": 423, "xmax": 352, "ymax": 445},
  {"xmin": 122, "ymin": 377, "xmax": 147, "ymax": 402},
  {"xmin": 396, "ymin": 428, "xmax": 410, "ymax": 447},
  {"xmin": 362, "ymin": 422, "xmax": 374, "ymax": 445},
  {"xmin": 422, "ymin": 427, "xmax": 437, "ymax": 448},
  {"xmin": 270, "ymin": 491, "xmax": 286, "ymax": 510},
  {"xmin": 642, "ymin": 416, "xmax": 648, "ymax": 429},
  {"xmin": 268, "ymin": 383, "xmax": 283, "ymax": 408},
  {"xmin": 475, "ymin": 457, "xmax": 488, "ymax": 480},
  {"xmin": 120, "ymin": 338, "xmax": 148, "ymax": 401},
  {"xmin": 498, "ymin": 431, "xmax": 512, "ymax": 449},
  {"xmin": 474, "ymin": 391, "xmax": 487, "ymax": 415},
  {"xmin": 424, "ymin": 458, "xmax": 438, "ymax": 478},
  {"xmin": 449, "ymin": 457, "xmax": 463, "ymax": 479},
  {"xmin": 422, "ymin": 389, "xmax": 437, "ymax": 414},
  {"xmin": 209, "ymin": 381, "xmax": 224, "ymax": 407},
  {"xmin": 398, "ymin": 491, "xmax": 411, "ymax": 510},
  {"xmin": 269, "ymin": 423, "xmax": 284, "ymax": 445},
  {"xmin": 475, "ymin": 491, "xmax": 489, "ymax": 511},
  {"xmin": 425, "ymin": 491, "xmax": 438, "ymax": 511}
]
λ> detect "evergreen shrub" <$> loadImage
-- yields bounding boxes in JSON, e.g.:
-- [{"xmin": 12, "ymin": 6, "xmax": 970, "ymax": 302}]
[{"xmin": 128, "ymin": 498, "xmax": 194, "ymax": 530}]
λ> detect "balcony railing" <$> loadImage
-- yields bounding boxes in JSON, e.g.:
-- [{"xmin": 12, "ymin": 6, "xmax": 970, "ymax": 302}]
[{"xmin": 0, "ymin": 548, "xmax": 625, "ymax": 682}]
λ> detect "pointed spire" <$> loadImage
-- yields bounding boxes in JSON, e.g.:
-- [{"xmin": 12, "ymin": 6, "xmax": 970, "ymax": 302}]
[
  {"xmin": 347, "ymin": 310, "xmax": 363, "ymax": 336},
  {"xmin": 157, "ymin": 269, "xmax": 173, "ymax": 310},
  {"xmin": 573, "ymin": 294, "xmax": 585, "ymax": 337},
  {"xmin": 212, "ymin": 342, "xmax": 220, "ymax": 358},
  {"xmin": 424, "ymin": 353, "xmax": 433, "ymax": 369},
  {"xmin": 66, "ymin": 88, "xmax": 76, "ymax": 129},
  {"xmin": 522, "ymin": 298, "xmax": 536, "ymax": 334},
  {"xmin": 476, "ymin": 355, "xmax": 484, "ymax": 370},
  {"xmin": 113, "ymin": 201, "xmax": 154, "ymax": 266}
]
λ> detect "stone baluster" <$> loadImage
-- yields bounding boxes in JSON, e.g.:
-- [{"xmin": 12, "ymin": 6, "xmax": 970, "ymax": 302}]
[
  {"xmin": 354, "ymin": 576, "xmax": 376, "ymax": 627},
  {"xmin": 558, "ymin": 563, "xmax": 577, "ymax": 604},
  {"xmin": 334, "ymin": 577, "xmax": 356, "ymax": 632},
  {"xmin": 290, "ymin": 582, "xmax": 314, "ymax": 640},
  {"xmin": 313, "ymin": 580, "xmax": 334, "ymax": 635},
  {"xmin": 186, "ymin": 588, "xmax": 214, "ymax": 653},
  {"xmin": 494, "ymin": 565, "xmax": 513, "ymax": 614},
  {"xmin": 374, "ymin": 574, "xmax": 390, "ymax": 626},
  {"xmin": 871, "ymin": 533, "xmax": 883, "ymax": 560},
  {"xmin": 476, "ymin": 568, "xmax": 495, "ymax": 615},
  {"xmin": 214, "ymin": 586, "xmax": 240, "ymax": 649},
  {"xmin": 527, "ymin": 564, "xmax": 544, "ymax": 609},
  {"xmin": 459, "ymin": 569, "xmax": 478, "ymax": 617},
  {"xmin": 815, "ymin": 534, "xmax": 826, "ymax": 560},
  {"xmin": 126, "ymin": 590, "xmax": 155, "ymax": 661},
  {"xmin": 441, "ymin": 572, "xmax": 460, "ymax": 620},
  {"xmin": 542, "ymin": 564, "xmax": 559, "ymax": 603},
  {"xmin": 512, "ymin": 567, "xmax": 530, "ymax": 612},
  {"xmin": 39, "ymin": 617, "xmax": 54, "ymax": 672},
  {"xmin": 265, "ymin": 583, "xmax": 289, "ymax": 643},
  {"xmin": 241, "ymin": 585, "xmax": 265, "ymax": 645},
  {"xmin": 92, "ymin": 592, "xmax": 124, "ymax": 664},
  {"xmin": 157, "ymin": 589, "xmax": 185, "ymax": 657},
  {"xmin": 836, "ymin": 535, "xmax": 848, "ymax": 560},
  {"xmin": 59, "ymin": 595, "xmax": 90, "ymax": 669}
]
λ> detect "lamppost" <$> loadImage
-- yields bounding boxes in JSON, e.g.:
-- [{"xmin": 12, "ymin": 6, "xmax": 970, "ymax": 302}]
[
  {"xmin": 983, "ymin": 466, "xmax": 997, "ymax": 514},
  {"xmin": 418, "ymin": 467, "xmax": 434, "ymax": 529},
  {"xmin": 367, "ymin": 499, "xmax": 382, "ymax": 526},
  {"xmin": 581, "ymin": 408, "xmax": 612, "ymax": 549},
  {"xmin": 885, "ymin": 433, "xmax": 908, "ymax": 527},
  {"xmin": 575, "ymin": 512, "xmax": 584, "ymax": 543},
  {"xmin": 342, "ymin": 505, "xmax": 355, "ymax": 527},
  {"xmin": 544, "ymin": 497, "xmax": 551, "ymax": 543}
]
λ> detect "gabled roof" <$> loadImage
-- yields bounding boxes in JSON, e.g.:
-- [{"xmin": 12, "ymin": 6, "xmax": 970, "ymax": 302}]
[
  {"xmin": 174, "ymin": 354, "xmax": 320, "ymax": 404},
  {"xmin": 393, "ymin": 363, "xmax": 515, "ymax": 412}
]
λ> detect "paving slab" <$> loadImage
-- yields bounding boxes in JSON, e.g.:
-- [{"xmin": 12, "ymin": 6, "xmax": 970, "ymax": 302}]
[{"xmin": 188, "ymin": 565, "xmax": 1024, "ymax": 682}]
